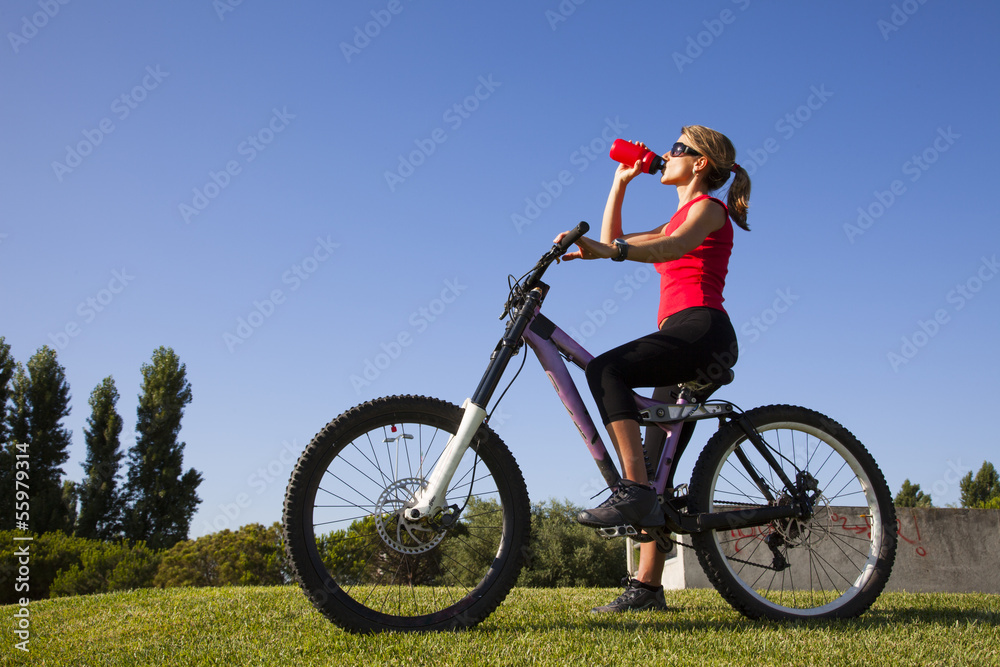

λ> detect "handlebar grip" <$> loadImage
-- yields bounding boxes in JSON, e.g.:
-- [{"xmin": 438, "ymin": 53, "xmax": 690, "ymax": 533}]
[{"xmin": 555, "ymin": 221, "xmax": 590, "ymax": 254}]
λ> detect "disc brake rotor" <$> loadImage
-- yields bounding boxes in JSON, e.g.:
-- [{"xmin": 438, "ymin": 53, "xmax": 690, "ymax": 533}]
[
  {"xmin": 373, "ymin": 478, "xmax": 449, "ymax": 555},
  {"xmin": 773, "ymin": 496, "xmax": 832, "ymax": 548}
]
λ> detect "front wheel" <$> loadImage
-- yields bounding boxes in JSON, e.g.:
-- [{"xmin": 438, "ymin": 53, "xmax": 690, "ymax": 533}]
[
  {"xmin": 688, "ymin": 405, "xmax": 896, "ymax": 620},
  {"xmin": 282, "ymin": 395, "xmax": 530, "ymax": 633}
]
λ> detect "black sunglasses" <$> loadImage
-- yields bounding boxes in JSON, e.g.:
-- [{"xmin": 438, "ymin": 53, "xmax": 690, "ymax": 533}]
[{"xmin": 670, "ymin": 142, "xmax": 702, "ymax": 158}]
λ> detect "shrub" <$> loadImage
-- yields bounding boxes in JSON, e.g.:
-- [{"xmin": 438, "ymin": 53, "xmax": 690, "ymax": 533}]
[
  {"xmin": 517, "ymin": 499, "xmax": 625, "ymax": 588},
  {"xmin": 0, "ymin": 531, "xmax": 159, "ymax": 603},
  {"xmin": 50, "ymin": 540, "xmax": 160, "ymax": 598},
  {"xmin": 154, "ymin": 522, "xmax": 289, "ymax": 588}
]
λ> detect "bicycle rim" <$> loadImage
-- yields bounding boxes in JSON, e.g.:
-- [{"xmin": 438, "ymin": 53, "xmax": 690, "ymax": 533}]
[
  {"xmin": 692, "ymin": 407, "xmax": 895, "ymax": 619},
  {"xmin": 284, "ymin": 396, "xmax": 528, "ymax": 632}
]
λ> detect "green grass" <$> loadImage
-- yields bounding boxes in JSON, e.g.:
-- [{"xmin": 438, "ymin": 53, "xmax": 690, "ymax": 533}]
[{"xmin": 3, "ymin": 586, "xmax": 998, "ymax": 666}]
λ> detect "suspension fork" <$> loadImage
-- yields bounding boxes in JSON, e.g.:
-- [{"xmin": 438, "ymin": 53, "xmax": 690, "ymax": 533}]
[
  {"xmin": 403, "ymin": 288, "xmax": 543, "ymax": 521},
  {"xmin": 403, "ymin": 398, "xmax": 487, "ymax": 520}
]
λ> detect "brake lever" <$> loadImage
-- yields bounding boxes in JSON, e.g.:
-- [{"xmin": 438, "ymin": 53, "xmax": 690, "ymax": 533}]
[{"xmin": 499, "ymin": 222, "xmax": 588, "ymax": 319}]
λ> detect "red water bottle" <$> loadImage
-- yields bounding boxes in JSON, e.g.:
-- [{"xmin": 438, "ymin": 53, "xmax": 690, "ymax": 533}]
[{"xmin": 609, "ymin": 139, "xmax": 665, "ymax": 174}]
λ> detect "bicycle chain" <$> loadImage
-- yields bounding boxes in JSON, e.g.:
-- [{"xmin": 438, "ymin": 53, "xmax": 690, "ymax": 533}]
[
  {"xmin": 662, "ymin": 499, "xmax": 791, "ymax": 571},
  {"xmin": 628, "ymin": 495, "xmax": 800, "ymax": 572},
  {"xmin": 699, "ymin": 500, "xmax": 801, "ymax": 572},
  {"xmin": 721, "ymin": 552, "xmax": 787, "ymax": 572}
]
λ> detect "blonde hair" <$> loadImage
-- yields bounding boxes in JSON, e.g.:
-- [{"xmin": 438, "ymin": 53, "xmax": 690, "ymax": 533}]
[{"xmin": 682, "ymin": 125, "xmax": 751, "ymax": 231}]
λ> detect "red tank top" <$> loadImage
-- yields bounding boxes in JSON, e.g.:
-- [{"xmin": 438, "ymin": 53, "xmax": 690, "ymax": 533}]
[{"xmin": 655, "ymin": 194, "xmax": 733, "ymax": 327}]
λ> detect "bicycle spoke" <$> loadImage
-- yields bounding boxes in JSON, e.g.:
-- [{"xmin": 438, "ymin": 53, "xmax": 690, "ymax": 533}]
[
  {"xmin": 283, "ymin": 397, "xmax": 529, "ymax": 631},
  {"xmin": 690, "ymin": 406, "xmax": 895, "ymax": 620}
]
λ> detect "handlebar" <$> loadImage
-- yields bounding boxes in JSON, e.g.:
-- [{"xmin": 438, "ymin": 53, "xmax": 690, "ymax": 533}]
[
  {"xmin": 525, "ymin": 220, "xmax": 589, "ymax": 289},
  {"xmin": 500, "ymin": 221, "xmax": 590, "ymax": 320},
  {"xmin": 554, "ymin": 220, "xmax": 590, "ymax": 256}
]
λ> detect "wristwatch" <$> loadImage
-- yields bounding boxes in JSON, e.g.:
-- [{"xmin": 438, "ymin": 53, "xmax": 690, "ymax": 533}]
[{"xmin": 612, "ymin": 238, "xmax": 629, "ymax": 262}]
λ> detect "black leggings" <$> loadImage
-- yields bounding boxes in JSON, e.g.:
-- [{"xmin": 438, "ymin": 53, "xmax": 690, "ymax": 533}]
[{"xmin": 585, "ymin": 307, "xmax": 738, "ymax": 425}]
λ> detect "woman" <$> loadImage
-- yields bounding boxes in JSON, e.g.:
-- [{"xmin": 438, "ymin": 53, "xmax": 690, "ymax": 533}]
[{"xmin": 555, "ymin": 125, "xmax": 751, "ymax": 612}]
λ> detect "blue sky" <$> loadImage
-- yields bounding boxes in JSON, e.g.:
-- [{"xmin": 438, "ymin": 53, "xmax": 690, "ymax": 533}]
[{"xmin": 2, "ymin": 1, "xmax": 998, "ymax": 537}]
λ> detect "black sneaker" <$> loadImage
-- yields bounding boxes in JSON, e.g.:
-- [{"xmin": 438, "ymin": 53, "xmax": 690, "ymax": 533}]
[
  {"xmin": 577, "ymin": 479, "xmax": 665, "ymax": 528},
  {"xmin": 592, "ymin": 576, "xmax": 667, "ymax": 613}
]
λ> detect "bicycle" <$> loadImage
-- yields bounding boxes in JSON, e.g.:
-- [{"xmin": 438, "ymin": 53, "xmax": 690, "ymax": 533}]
[{"xmin": 282, "ymin": 222, "xmax": 897, "ymax": 633}]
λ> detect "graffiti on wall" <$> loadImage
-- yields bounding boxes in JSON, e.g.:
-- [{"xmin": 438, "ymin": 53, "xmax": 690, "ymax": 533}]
[{"xmin": 728, "ymin": 508, "xmax": 927, "ymax": 557}]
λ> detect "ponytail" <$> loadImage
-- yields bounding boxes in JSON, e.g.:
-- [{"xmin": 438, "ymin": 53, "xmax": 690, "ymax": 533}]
[{"xmin": 726, "ymin": 164, "xmax": 751, "ymax": 231}]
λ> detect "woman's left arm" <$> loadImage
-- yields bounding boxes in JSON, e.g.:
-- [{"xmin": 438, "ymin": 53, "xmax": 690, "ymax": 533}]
[
  {"xmin": 623, "ymin": 199, "xmax": 726, "ymax": 263},
  {"xmin": 559, "ymin": 199, "xmax": 726, "ymax": 262}
]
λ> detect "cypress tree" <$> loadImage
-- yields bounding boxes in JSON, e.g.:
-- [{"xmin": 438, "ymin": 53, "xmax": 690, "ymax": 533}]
[
  {"xmin": 12, "ymin": 346, "xmax": 74, "ymax": 534},
  {"xmin": 123, "ymin": 347, "xmax": 202, "ymax": 550},
  {"xmin": 0, "ymin": 338, "xmax": 16, "ymax": 531},
  {"xmin": 77, "ymin": 376, "xmax": 125, "ymax": 540},
  {"xmin": 8, "ymin": 363, "xmax": 29, "ymax": 445},
  {"xmin": 0, "ymin": 337, "xmax": 14, "ymax": 443},
  {"xmin": 1, "ymin": 363, "xmax": 30, "ymax": 532}
]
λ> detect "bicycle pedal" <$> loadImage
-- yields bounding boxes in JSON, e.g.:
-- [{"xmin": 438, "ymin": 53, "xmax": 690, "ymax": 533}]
[{"xmin": 596, "ymin": 525, "xmax": 638, "ymax": 540}]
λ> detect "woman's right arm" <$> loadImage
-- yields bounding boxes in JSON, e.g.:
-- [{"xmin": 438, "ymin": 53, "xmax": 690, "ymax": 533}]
[
  {"xmin": 600, "ymin": 176, "xmax": 628, "ymax": 244},
  {"xmin": 601, "ymin": 157, "xmax": 662, "ymax": 244}
]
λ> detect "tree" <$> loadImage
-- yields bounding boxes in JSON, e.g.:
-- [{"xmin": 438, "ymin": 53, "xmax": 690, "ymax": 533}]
[
  {"xmin": 0, "ymin": 337, "xmax": 15, "ymax": 443},
  {"xmin": 7, "ymin": 347, "xmax": 74, "ymax": 534},
  {"xmin": 894, "ymin": 479, "xmax": 932, "ymax": 507},
  {"xmin": 959, "ymin": 461, "xmax": 1000, "ymax": 509},
  {"xmin": 62, "ymin": 480, "xmax": 80, "ymax": 533},
  {"xmin": 123, "ymin": 347, "xmax": 202, "ymax": 550},
  {"xmin": 7, "ymin": 362, "xmax": 29, "ymax": 444},
  {"xmin": 0, "ymin": 361, "xmax": 30, "ymax": 532},
  {"xmin": 77, "ymin": 377, "xmax": 126, "ymax": 540},
  {"xmin": 0, "ymin": 338, "xmax": 17, "ymax": 531}
]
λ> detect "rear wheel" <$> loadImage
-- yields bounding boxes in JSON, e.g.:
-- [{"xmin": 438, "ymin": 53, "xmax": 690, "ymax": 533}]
[
  {"xmin": 688, "ymin": 405, "xmax": 896, "ymax": 620},
  {"xmin": 282, "ymin": 395, "xmax": 530, "ymax": 633}
]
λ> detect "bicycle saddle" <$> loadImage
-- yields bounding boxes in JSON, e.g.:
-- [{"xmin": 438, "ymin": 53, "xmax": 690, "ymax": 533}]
[{"xmin": 681, "ymin": 368, "xmax": 735, "ymax": 396}]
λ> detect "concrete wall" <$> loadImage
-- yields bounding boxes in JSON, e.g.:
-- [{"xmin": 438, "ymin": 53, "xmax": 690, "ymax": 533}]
[{"xmin": 638, "ymin": 508, "xmax": 1000, "ymax": 594}]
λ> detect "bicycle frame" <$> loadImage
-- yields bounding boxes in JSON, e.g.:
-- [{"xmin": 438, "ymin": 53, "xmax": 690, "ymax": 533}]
[
  {"xmin": 406, "ymin": 230, "xmax": 808, "ymax": 534},
  {"xmin": 520, "ymin": 313, "xmax": 674, "ymax": 495}
]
